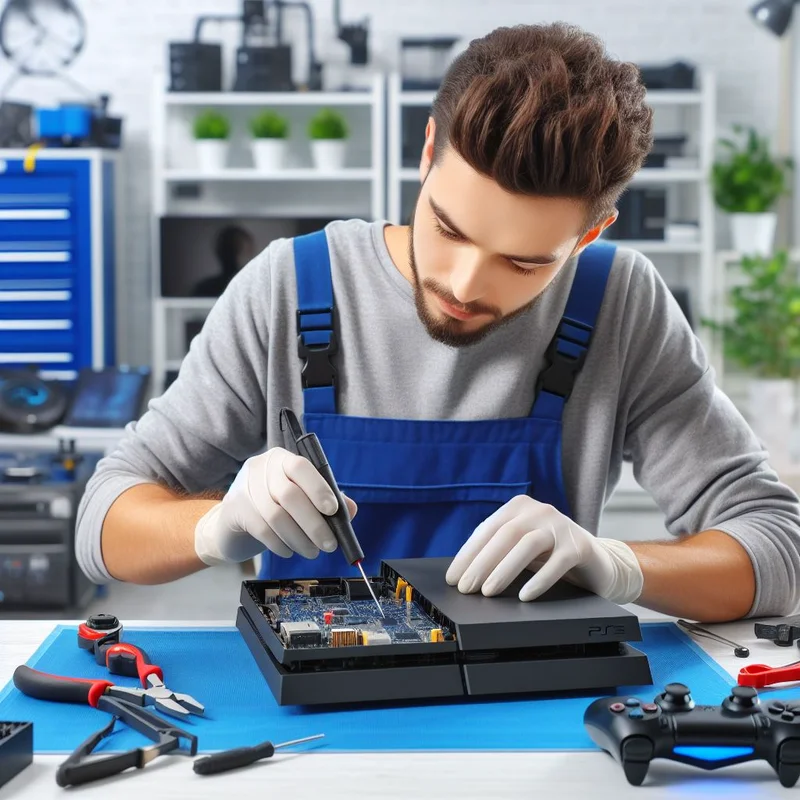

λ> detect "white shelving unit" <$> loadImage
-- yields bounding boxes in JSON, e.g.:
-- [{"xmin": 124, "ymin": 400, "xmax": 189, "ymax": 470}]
[
  {"xmin": 386, "ymin": 69, "xmax": 718, "ymax": 365},
  {"xmin": 150, "ymin": 74, "xmax": 386, "ymax": 394}
]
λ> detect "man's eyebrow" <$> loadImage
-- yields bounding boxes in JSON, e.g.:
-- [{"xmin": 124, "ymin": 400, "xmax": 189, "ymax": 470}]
[{"xmin": 428, "ymin": 196, "xmax": 559, "ymax": 265}]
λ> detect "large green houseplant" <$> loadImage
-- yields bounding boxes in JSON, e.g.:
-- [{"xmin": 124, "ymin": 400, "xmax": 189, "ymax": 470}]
[
  {"xmin": 711, "ymin": 125, "xmax": 792, "ymax": 255},
  {"xmin": 703, "ymin": 249, "xmax": 800, "ymax": 466}
]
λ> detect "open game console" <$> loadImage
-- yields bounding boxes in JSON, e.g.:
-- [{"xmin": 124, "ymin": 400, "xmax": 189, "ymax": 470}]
[{"xmin": 236, "ymin": 556, "xmax": 653, "ymax": 706}]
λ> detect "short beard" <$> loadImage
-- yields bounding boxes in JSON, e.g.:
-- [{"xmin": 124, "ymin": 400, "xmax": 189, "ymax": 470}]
[{"xmin": 407, "ymin": 197, "xmax": 548, "ymax": 348}]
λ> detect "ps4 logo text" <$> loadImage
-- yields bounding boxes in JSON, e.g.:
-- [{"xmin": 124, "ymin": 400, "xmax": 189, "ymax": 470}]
[{"xmin": 588, "ymin": 625, "xmax": 626, "ymax": 637}]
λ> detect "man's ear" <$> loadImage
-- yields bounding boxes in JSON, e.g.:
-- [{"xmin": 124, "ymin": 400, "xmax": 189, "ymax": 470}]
[
  {"xmin": 574, "ymin": 211, "xmax": 618, "ymax": 255},
  {"xmin": 420, "ymin": 117, "xmax": 435, "ymax": 180}
]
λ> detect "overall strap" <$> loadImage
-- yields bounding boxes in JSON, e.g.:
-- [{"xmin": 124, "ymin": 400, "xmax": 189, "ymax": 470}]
[
  {"xmin": 531, "ymin": 240, "xmax": 617, "ymax": 421},
  {"xmin": 293, "ymin": 229, "xmax": 337, "ymax": 414}
]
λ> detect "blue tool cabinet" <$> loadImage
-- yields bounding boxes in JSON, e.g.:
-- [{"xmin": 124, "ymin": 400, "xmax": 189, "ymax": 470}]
[{"xmin": 0, "ymin": 150, "xmax": 117, "ymax": 381}]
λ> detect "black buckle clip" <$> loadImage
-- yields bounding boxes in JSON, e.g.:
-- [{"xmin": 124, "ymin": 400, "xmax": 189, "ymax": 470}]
[
  {"xmin": 536, "ymin": 321, "xmax": 591, "ymax": 400},
  {"xmin": 296, "ymin": 308, "xmax": 337, "ymax": 389}
]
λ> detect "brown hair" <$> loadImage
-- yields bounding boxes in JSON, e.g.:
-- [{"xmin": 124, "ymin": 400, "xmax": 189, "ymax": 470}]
[{"xmin": 431, "ymin": 23, "xmax": 654, "ymax": 225}]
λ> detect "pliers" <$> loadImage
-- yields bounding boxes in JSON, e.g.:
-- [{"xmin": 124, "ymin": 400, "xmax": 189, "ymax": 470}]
[
  {"xmin": 77, "ymin": 618, "xmax": 203, "ymax": 718},
  {"xmin": 14, "ymin": 661, "xmax": 202, "ymax": 720},
  {"xmin": 12, "ymin": 665, "xmax": 197, "ymax": 787}
]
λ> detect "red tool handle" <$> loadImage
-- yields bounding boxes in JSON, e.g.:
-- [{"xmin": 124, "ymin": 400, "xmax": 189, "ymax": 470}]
[
  {"xmin": 103, "ymin": 642, "xmax": 163, "ymax": 687},
  {"xmin": 738, "ymin": 660, "xmax": 800, "ymax": 688},
  {"xmin": 13, "ymin": 665, "xmax": 113, "ymax": 708}
]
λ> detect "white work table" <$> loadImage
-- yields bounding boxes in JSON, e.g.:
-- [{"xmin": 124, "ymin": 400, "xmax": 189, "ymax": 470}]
[{"xmin": 0, "ymin": 615, "xmax": 795, "ymax": 798}]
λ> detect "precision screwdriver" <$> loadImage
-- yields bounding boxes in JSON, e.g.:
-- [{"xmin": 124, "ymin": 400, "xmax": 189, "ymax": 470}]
[
  {"xmin": 193, "ymin": 734, "xmax": 325, "ymax": 775},
  {"xmin": 279, "ymin": 407, "xmax": 385, "ymax": 618}
]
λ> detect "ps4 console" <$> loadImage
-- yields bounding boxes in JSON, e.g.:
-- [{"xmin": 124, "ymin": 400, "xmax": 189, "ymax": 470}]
[{"xmin": 236, "ymin": 557, "xmax": 652, "ymax": 706}]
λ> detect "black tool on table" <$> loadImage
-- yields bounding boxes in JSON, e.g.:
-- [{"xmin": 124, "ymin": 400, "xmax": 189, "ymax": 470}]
[
  {"xmin": 12, "ymin": 665, "xmax": 197, "ymax": 787},
  {"xmin": 0, "ymin": 721, "xmax": 32, "ymax": 789},
  {"xmin": 193, "ymin": 733, "xmax": 324, "ymax": 775},
  {"xmin": 676, "ymin": 619, "xmax": 750, "ymax": 658},
  {"xmin": 754, "ymin": 617, "xmax": 800, "ymax": 647},
  {"xmin": 77, "ymin": 613, "xmax": 204, "ymax": 718},
  {"xmin": 280, "ymin": 406, "xmax": 384, "ymax": 618}
]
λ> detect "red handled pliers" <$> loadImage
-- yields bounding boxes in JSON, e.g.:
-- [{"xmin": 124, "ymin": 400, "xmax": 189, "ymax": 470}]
[{"xmin": 77, "ymin": 616, "xmax": 204, "ymax": 718}]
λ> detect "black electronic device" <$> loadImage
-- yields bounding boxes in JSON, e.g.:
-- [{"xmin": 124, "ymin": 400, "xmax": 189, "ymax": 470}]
[
  {"xmin": 61, "ymin": 366, "xmax": 150, "ymax": 429},
  {"xmin": 611, "ymin": 188, "xmax": 667, "ymax": 241},
  {"xmin": 0, "ymin": 101, "xmax": 32, "ymax": 147},
  {"xmin": 638, "ymin": 60, "xmax": 696, "ymax": 90},
  {"xmin": 169, "ymin": 42, "xmax": 223, "ymax": 92},
  {"xmin": 0, "ymin": 372, "xmax": 68, "ymax": 433},
  {"xmin": 0, "ymin": 721, "xmax": 32, "ymax": 789},
  {"xmin": 233, "ymin": 44, "xmax": 294, "ymax": 92},
  {"xmin": 584, "ymin": 682, "xmax": 800, "ymax": 787},
  {"xmin": 236, "ymin": 556, "xmax": 652, "ymax": 706},
  {"xmin": 755, "ymin": 617, "xmax": 800, "ymax": 647},
  {"xmin": 0, "ymin": 448, "xmax": 101, "ymax": 608}
]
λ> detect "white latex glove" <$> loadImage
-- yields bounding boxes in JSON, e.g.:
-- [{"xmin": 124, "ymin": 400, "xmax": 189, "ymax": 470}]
[
  {"xmin": 445, "ymin": 495, "xmax": 643, "ymax": 604},
  {"xmin": 194, "ymin": 447, "xmax": 357, "ymax": 567}
]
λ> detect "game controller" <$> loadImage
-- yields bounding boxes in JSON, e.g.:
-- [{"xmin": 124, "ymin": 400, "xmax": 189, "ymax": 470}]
[{"xmin": 584, "ymin": 682, "xmax": 800, "ymax": 787}]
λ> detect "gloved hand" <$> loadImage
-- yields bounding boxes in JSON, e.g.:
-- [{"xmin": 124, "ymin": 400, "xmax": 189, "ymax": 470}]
[
  {"xmin": 194, "ymin": 447, "xmax": 357, "ymax": 566},
  {"xmin": 445, "ymin": 496, "xmax": 643, "ymax": 604}
]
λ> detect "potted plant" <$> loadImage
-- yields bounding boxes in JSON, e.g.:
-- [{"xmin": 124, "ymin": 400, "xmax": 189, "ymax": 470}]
[
  {"xmin": 249, "ymin": 109, "xmax": 290, "ymax": 171},
  {"xmin": 307, "ymin": 108, "xmax": 348, "ymax": 170},
  {"xmin": 711, "ymin": 125, "xmax": 792, "ymax": 256},
  {"xmin": 193, "ymin": 110, "xmax": 230, "ymax": 172},
  {"xmin": 702, "ymin": 250, "xmax": 800, "ymax": 467}
]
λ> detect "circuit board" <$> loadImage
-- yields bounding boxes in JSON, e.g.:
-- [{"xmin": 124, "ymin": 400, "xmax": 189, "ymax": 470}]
[{"xmin": 259, "ymin": 576, "xmax": 455, "ymax": 649}]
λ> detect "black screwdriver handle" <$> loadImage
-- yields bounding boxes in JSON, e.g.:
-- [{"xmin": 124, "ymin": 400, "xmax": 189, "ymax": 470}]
[
  {"xmin": 193, "ymin": 742, "xmax": 275, "ymax": 775},
  {"xmin": 279, "ymin": 407, "xmax": 365, "ymax": 566},
  {"xmin": 13, "ymin": 665, "xmax": 113, "ymax": 707}
]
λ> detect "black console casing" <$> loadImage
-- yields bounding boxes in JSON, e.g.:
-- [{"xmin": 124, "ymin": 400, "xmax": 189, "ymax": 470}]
[
  {"xmin": 0, "ymin": 722, "xmax": 32, "ymax": 788},
  {"xmin": 585, "ymin": 682, "xmax": 800, "ymax": 787},
  {"xmin": 237, "ymin": 557, "xmax": 652, "ymax": 706}
]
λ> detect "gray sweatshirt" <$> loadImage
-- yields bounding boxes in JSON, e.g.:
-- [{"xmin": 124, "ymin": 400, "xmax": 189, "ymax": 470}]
[{"xmin": 75, "ymin": 219, "xmax": 800, "ymax": 617}]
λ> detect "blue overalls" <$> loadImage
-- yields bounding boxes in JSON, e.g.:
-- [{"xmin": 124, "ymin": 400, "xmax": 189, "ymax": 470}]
[{"xmin": 257, "ymin": 229, "xmax": 616, "ymax": 580}]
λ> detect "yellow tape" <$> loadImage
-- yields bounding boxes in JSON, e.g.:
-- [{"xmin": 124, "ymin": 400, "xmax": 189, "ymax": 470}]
[{"xmin": 23, "ymin": 143, "xmax": 44, "ymax": 173}]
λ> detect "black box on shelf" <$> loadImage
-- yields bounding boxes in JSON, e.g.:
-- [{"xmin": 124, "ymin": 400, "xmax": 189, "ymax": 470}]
[
  {"xmin": 169, "ymin": 43, "xmax": 222, "ymax": 92},
  {"xmin": 612, "ymin": 188, "xmax": 667, "ymax": 240}
]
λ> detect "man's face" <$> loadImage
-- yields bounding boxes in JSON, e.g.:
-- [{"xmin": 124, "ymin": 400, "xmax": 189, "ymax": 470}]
[{"xmin": 408, "ymin": 141, "xmax": 607, "ymax": 347}]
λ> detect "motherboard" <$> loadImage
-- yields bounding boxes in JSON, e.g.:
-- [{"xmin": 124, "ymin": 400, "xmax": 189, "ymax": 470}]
[{"xmin": 259, "ymin": 575, "xmax": 455, "ymax": 649}]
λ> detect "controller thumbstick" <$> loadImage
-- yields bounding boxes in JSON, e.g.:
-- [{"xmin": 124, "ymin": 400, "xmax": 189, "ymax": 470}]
[
  {"xmin": 722, "ymin": 685, "xmax": 759, "ymax": 713},
  {"xmin": 656, "ymin": 682, "xmax": 695, "ymax": 712}
]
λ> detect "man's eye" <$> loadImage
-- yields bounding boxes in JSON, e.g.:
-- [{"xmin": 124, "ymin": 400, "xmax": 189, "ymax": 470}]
[{"xmin": 434, "ymin": 220, "xmax": 463, "ymax": 241}]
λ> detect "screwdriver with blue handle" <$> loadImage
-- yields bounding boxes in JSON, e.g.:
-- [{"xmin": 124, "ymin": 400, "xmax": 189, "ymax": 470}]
[{"xmin": 279, "ymin": 407, "xmax": 385, "ymax": 618}]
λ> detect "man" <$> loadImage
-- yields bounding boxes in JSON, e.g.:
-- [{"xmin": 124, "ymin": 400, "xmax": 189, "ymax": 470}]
[{"xmin": 76, "ymin": 23, "xmax": 800, "ymax": 623}]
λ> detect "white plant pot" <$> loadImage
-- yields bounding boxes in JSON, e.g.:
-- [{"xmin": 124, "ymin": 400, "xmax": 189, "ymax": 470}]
[
  {"xmin": 310, "ymin": 139, "xmax": 346, "ymax": 171},
  {"xmin": 251, "ymin": 138, "xmax": 288, "ymax": 171},
  {"xmin": 730, "ymin": 212, "xmax": 777, "ymax": 256},
  {"xmin": 195, "ymin": 139, "xmax": 228, "ymax": 172},
  {"xmin": 748, "ymin": 377, "xmax": 796, "ymax": 468}
]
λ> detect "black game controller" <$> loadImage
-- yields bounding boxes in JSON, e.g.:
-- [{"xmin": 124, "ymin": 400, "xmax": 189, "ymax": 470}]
[{"xmin": 584, "ymin": 682, "xmax": 800, "ymax": 787}]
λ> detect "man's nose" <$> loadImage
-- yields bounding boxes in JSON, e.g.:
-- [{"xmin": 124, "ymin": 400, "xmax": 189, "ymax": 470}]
[{"xmin": 449, "ymin": 252, "xmax": 489, "ymax": 305}]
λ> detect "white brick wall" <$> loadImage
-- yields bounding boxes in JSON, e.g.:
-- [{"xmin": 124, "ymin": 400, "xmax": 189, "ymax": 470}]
[{"xmin": 0, "ymin": 0, "xmax": 783, "ymax": 364}]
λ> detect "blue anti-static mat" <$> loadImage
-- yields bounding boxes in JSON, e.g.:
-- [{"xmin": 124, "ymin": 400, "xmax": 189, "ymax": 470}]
[{"xmin": 0, "ymin": 622, "xmax": 754, "ymax": 754}]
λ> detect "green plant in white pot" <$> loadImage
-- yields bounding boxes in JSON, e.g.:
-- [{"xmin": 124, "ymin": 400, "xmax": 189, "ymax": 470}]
[
  {"xmin": 711, "ymin": 125, "xmax": 792, "ymax": 256},
  {"xmin": 193, "ymin": 110, "xmax": 230, "ymax": 172},
  {"xmin": 249, "ymin": 109, "xmax": 289, "ymax": 171},
  {"xmin": 307, "ymin": 108, "xmax": 348, "ymax": 171},
  {"xmin": 702, "ymin": 250, "xmax": 800, "ymax": 467}
]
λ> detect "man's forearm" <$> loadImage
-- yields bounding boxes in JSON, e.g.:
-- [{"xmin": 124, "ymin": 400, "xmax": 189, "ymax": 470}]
[
  {"xmin": 101, "ymin": 484, "xmax": 221, "ymax": 584},
  {"xmin": 627, "ymin": 529, "xmax": 756, "ymax": 622}
]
